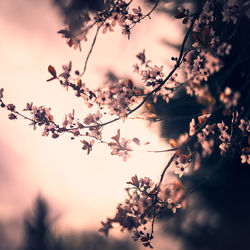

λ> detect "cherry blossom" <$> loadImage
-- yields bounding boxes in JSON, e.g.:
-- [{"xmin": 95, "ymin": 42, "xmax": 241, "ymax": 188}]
[{"xmin": 1, "ymin": 0, "xmax": 250, "ymax": 248}]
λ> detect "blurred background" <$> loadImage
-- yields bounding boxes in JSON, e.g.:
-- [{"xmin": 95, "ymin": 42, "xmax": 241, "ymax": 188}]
[{"xmin": 0, "ymin": 0, "xmax": 250, "ymax": 249}]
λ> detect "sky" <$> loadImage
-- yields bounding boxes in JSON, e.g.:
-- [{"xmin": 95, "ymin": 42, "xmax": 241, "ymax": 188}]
[{"xmin": 0, "ymin": 0, "xmax": 183, "ymax": 248}]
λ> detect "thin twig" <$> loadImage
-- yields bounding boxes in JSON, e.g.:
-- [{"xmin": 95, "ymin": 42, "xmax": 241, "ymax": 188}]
[
  {"xmin": 145, "ymin": 0, "xmax": 161, "ymax": 18},
  {"xmin": 158, "ymin": 152, "xmax": 177, "ymax": 188},
  {"xmin": 130, "ymin": 0, "xmax": 161, "ymax": 30},
  {"xmin": 126, "ymin": 14, "xmax": 197, "ymax": 116},
  {"xmin": 80, "ymin": 25, "xmax": 102, "ymax": 77},
  {"xmin": 146, "ymin": 148, "xmax": 177, "ymax": 153}
]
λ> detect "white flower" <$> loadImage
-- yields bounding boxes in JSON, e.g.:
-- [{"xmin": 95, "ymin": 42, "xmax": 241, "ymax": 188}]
[
  {"xmin": 175, "ymin": 165, "xmax": 189, "ymax": 178},
  {"xmin": 177, "ymin": 133, "xmax": 189, "ymax": 147},
  {"xmin": 201, "ymin": 139, "xmax": 214, "ymax": 157},
  {"xmin": 167, "ymin": 198, "xmax": 182, "ymax": 214},
  {"xmin": 189, "ymin": 118, "xmax": 196, "ymax": 136},
  {"xmin": 150, "ymin": 65, "xmax": 164, "ymax": 78},
  {"xmin": 202, "ymin": 124, "xmax": 215, "ymax": 136},
  {"xmin": 219, "ymin": 142, "xmax": 230, "ymax": 154},
  {"xmin": 241, "ymin": 154, "xmax": 250, "ymax": 165},
  {"xmin": 239, "ymin": 119, "xmax": 250, "ymax": 133}
]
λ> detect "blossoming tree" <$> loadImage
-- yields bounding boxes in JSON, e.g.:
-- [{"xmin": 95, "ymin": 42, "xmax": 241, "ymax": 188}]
[{"xmin": 1, "ymin": 0, "xmax": 249, "ymax": 248}]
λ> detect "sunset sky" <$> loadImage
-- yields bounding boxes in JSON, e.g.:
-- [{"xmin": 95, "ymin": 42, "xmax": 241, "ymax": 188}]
[{"xmin": 0, "ymin": 0, "xmax": 183, "ymax": 247}]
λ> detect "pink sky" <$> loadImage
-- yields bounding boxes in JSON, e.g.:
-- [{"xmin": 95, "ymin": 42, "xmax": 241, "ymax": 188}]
[{"xmin": 0, "ymin": 0, "xmax": 183, "ymax": 247}]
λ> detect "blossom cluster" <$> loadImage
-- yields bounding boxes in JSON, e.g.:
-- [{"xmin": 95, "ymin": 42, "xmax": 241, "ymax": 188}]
[
  {"xmin": 58, "ymin": 0, "xmax": 158, "ymax": 50},
  {"xmin": 133, "ymin": 50, "xmax": 176, "ymax": 103},
  {"xmin": 108, "ymin": 129, "xmax": 132, "ymax": 161},
  {"xmin": 99, "ymin": 175, "xmax": 184, "ymax": 248},
  {"xmin": 48, "ymin": 63, "xmax": 142, "ymax": 117},
  {"xmin": 186, "ymin": 113, "xmax": 250, "ymax": 166}
]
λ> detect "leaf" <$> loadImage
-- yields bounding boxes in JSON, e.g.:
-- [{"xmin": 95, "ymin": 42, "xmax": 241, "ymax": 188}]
[
  {"xmin": 8, "ymin": 113, "xmax": 17, "ymax": 120},
  {"xmin": 77, "ymin": 79, "xmax": 82, "ymax": 87},
  {"xmin": 131, "ymin": 175, "xmax": 139, "ymax": 187},
  {"xmin": 47, "ymin": 77, "xmax": 55, "ymax": 82},
  {"xmin": 52, "ymin": 133, "xmax": 59, "ymax": 139},
  {"xmin": 170, "ymin": 138, "xmax": 177, "ymax": 148},
  {"xmin": 127, "ymin": 175, "xmax": 139, "ymax": 187},
  {"xmin": 48, "ymin": 115, "xmax": 54, "ymax": 121},
  {"xmin": 132, "ymin": 137, "xmax": 140, "ymax": 145},
  {"xmin": 193, "ymin": 32, "xmax": 203, "ymax": 45},
  {"xmin": 0, "ymin": 88, "xmax": 4, "ymax": 99},
  {"xmin": 67, "ymin": 39, "xmax": 73, "ymax": 47},
  {"xmin": 111, "ymin": 129, "xmax": 120, "ymax": 143},
  {"xmin": 57, "ymin": 29, "xmax": 72, "ymax": 38},
  {"xmin": 126, "ymin": 79, "xmax": 134, "ymax": 90},
  {"xmin": 48, "ymin": 65, "xmax": 57, "ymax": 78},
  {"xmin": 198, "ymin": 116, "xmax": 204, "ymax": 125},
  {"xmin": 182, "ymin": 16, "xmax": 188, "ymax": 24},
  {"xmin": 146, "ymin": 103, "xmax": 153, "ymax": 113}
]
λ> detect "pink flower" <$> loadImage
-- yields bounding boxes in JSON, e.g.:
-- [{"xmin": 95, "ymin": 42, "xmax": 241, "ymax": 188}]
[
  {"xmin": 108, "ymin": 129, "xmax": 132, "ymax": 161},
  {"xmin": 241, "ymin": 154, "xmax": 250, "ymax": 165},
  {"xmin": 81, "ymin": 139, "xmax": 95, "ymax": 155},
  {"xmin": 167, "ymin": 198, "xmax": 182, "ymax": 214}
]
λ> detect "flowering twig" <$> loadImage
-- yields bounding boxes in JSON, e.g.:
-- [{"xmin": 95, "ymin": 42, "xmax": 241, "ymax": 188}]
[{"xmin": 130, "ymin": 0, "xmax": 161, "ymax": 29}]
